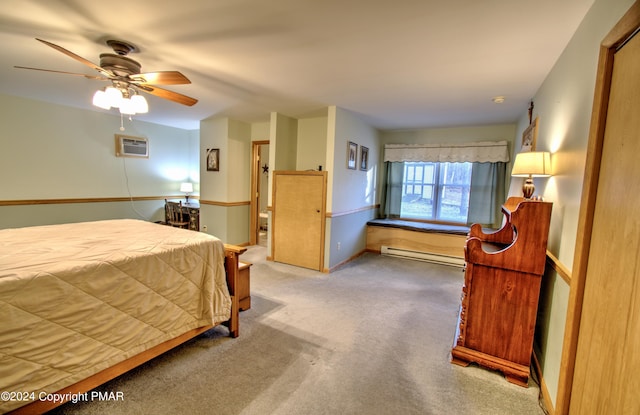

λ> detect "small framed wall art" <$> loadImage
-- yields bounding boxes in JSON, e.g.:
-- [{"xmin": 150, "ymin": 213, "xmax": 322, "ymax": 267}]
[
  {"xmin": 347, "ymin": 141, "xmax": 357, "ymax": 170},
  {"xmin": 360, "ymin": 145, "xmax": 369, "ymax": 171},
  {"xmin": 521, "ymin": 116, "xmax": 539, "ymax": 151},
  {"xmin": 206, "ymin": 148, "xmax": 219, "ymax": 171}
]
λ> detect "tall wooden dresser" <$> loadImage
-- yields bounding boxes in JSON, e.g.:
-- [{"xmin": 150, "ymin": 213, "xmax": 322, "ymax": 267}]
[{"xmin": 451, "ymin": 197, "xmax": 552, "ymax": 386}]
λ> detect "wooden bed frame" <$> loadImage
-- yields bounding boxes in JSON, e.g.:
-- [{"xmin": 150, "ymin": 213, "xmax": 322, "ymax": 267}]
[{"xmin": 7, "ymin": 244, "xmax": 246, "ymax": 415}]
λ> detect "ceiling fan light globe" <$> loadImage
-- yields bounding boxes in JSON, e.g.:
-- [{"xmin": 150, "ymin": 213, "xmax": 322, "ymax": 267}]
[
  {"xmin": 131, "ymin": 95, "xmax": 148, "ymax": 114},
  {"xmin": 119, "ymin": 97, "xmax": 136, "ymax": 115},
  {"xmin": 92, "ymin": 89, "xmax": 111, "ymax": 110},
  {"xmin": 105, "ymin": 86, "xmax": 123, "ymax": 108}
]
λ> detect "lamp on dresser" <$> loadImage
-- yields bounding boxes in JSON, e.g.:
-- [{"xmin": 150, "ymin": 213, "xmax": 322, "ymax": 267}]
[{"xmin": 511, "ymin": 151, "xmax": 551, "ymax": 199}]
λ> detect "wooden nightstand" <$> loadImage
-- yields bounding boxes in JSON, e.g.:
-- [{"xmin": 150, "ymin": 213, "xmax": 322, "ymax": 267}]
[{"xmin": 238, "ymin": 261, "xmax": 252, "ymax": 311}]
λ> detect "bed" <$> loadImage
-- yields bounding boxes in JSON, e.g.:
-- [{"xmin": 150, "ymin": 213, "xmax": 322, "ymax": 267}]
[{"xmin": 0, "ymin": 219, "xmax": 244, "ymax": 414}]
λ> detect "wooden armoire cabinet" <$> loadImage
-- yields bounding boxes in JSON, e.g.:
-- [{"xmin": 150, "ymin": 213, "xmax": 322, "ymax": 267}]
[{"xmin": 451, "ymin": 197, "xmax": 552, "ymax": 387}]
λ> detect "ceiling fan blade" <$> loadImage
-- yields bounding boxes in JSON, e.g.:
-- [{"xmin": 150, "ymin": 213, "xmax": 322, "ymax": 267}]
[
  {"xmin": 137, "ymin": 85, "xmax": 198, "ymax": 106},
  {"xmin": 14, "ymin": 66, "xmax": 106, "ymax": 80},
  {"xmin": 35, "ymin": 38, "xmax": 114, "ymax": 77},
  {"xmin": 129, "ymin": 71, "xmax": 192, "ymax": 85}
]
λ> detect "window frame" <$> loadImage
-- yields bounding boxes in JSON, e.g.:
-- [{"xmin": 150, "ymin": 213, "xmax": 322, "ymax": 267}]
[{"xmin": 400, "ymin": 161, "xmax": 472, "ymax": 224}]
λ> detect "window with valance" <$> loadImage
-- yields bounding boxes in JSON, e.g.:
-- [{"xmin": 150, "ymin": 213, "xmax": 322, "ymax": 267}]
[{"xmin": 380, "ymin": 141, "xmax": 509, "ymax": 227}]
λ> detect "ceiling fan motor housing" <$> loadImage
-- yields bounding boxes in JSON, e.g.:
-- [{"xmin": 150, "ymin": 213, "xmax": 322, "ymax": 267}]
[
  {"xmin": 106, "ymin": 39, "xmax": 138, "ymax": 55},
  {"xmin": 100, "ymin": 54, "xmax": 142, "ymax": 76}
]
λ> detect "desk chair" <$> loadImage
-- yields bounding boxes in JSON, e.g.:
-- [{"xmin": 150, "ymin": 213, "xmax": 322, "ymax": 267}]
[{"xmin": 165, "ymin": 200, "xmax": 190, "ymax": 229}]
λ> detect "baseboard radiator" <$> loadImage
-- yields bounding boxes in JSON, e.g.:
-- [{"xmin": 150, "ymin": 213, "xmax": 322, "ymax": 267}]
[{"xmin": 381, "ymin": 245, "xmax": 465, "ymax": 268}]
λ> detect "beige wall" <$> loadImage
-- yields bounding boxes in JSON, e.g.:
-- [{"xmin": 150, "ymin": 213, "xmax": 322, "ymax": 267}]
[
  {"xmin": 270, "ymin": 112, "xmax": 298, "ymax": 177},
  {"xmin": 380, "ymin": 124, "xmax": 517, "ymax": 147},
  {"xmin": 297, "ymin": 115, "xmax": 328, "ymax": 171},
  {"xmin": 199, "ymin": 116, "xmax": 251, "ymax": 244}
]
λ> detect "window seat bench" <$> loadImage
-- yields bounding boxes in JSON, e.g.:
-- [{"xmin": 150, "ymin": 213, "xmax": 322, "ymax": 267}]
[{"xmin": 366, "ymin": 219, "xmax": 470, "ymax": 265}]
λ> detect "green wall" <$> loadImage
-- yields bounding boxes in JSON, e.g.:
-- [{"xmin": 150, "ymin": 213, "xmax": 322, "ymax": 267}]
[
  {"xmin": 0, "ymin": 94, "xmax": 198, "ymax": 229},
  {"xmin": 510, "ymin": 0, "xmax": 635, "ymax": 408}
]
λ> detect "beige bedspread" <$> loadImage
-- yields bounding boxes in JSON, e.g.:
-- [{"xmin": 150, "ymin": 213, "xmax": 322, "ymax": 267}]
[{"xmin": 0, "ymin": 219, "xmax": 231, "ymax": 413}]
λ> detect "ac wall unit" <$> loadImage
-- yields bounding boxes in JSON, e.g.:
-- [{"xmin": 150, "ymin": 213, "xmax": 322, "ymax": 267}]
[
  {"xmin": 381, "ymin": 245, "xmax": 465, "ymax": 268},
  {"xmin": 115, "ymin": 134, "xmax": 149, "ymax": 158}
]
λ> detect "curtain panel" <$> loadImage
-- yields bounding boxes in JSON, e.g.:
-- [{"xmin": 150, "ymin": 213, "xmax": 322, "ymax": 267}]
[
  {"xmin": 379, "ymin": 161, "xmax": 405, "ymax": 218},
  {"xmin": 467, "ymin": 162, "xmax": 507, "ymax": 227}
]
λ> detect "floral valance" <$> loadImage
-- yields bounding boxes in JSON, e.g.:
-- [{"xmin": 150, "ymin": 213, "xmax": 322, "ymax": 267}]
[{"xmin": 383, "ymin": 140, "xmax": 510, "ymax": 163}]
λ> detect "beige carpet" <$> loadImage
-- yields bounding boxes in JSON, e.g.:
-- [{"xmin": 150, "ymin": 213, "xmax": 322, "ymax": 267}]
[{"xmin": 51, "ymin": 246, "xmax": 546, "ymax": 415}]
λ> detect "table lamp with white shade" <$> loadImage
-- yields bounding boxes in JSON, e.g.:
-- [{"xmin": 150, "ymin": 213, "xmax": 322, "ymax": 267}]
[
  {"xmin": 511, "ymin": 151, "xmax": 552, "ymax": 199},
  {"xmin": 180, "ymin": 182, "xmax": 194, "ymax": 203}
]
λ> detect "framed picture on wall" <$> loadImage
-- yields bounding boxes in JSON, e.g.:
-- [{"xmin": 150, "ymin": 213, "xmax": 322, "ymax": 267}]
[
  {"xmin": 521, "ymin": 116, "xmax": 539, "ymax": 151},
  {"xmin": 347, "ymin": 141, "xmax": 357, "ymax": 170},
  {"xmin": 206, "ymin": 148, "xmax": 219, "ymax": 171},
  {"xmin": 360, "ymin": 146, "xmax": 369, "ymax": 171}
]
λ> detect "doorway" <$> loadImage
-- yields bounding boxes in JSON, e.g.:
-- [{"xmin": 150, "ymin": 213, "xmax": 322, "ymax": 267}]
[{"xmin": 250, "ymin": 140, "xmax": 269, "ymax": 247}]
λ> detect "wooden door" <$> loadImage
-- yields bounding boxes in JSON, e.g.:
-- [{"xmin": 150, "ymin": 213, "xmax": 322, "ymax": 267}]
[
  {"xmin": 568, "ymin": 17, "xmax": 640, "ymax": 414},
  {"xmin": 272, "ymin": 171, "xmax": 326, "ymax": 270}
]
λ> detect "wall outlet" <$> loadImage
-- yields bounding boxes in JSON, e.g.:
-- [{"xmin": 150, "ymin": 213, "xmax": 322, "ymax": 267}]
[
  {"xmin": 203, "ymin": 225, "xmax": 208, "ymax": 232},
  {"xmin": 337, "ymin": 242, "xmax": 341, "ymax": 251}
]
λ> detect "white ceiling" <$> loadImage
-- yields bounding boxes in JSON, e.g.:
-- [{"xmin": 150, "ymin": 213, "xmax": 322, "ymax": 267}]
[{"xmin": 0, "ymin": 0, "xmax": 594, "ymax": 131}]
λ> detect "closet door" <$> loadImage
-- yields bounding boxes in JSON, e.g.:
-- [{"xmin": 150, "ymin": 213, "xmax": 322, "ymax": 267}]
[{"xmin": 272, "ymin": 171, "xmax": 326, "ymax": 271}]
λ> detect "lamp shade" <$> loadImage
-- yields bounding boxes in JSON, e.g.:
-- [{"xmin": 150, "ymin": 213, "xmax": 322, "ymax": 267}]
[
  {"xmin": 180, "ymin": 182, "xmax": 194, "ymax": 193},
  {"xmin": 511, "ymin": 151, "xmax": 552, "ymax": 177}
]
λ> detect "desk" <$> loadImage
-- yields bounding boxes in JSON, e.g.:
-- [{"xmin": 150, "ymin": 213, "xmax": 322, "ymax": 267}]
[{"xmin": 165, "ymin": 200, "xmax": 200, "ymax": 231}]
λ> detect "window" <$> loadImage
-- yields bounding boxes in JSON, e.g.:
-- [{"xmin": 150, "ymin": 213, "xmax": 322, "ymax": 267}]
[
  {"xmin": 400, "ymin": 162, "xmax": 472, "ymax": 223},
  {"xmin": 382, "ymin": 141, "xmax": 509, "ymax": 227}
]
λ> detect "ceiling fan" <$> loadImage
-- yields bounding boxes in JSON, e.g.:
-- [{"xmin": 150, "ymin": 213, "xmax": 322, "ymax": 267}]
[{"xmin": 15, "ymin": 38, "xmax": 198, "ymax": 109}]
